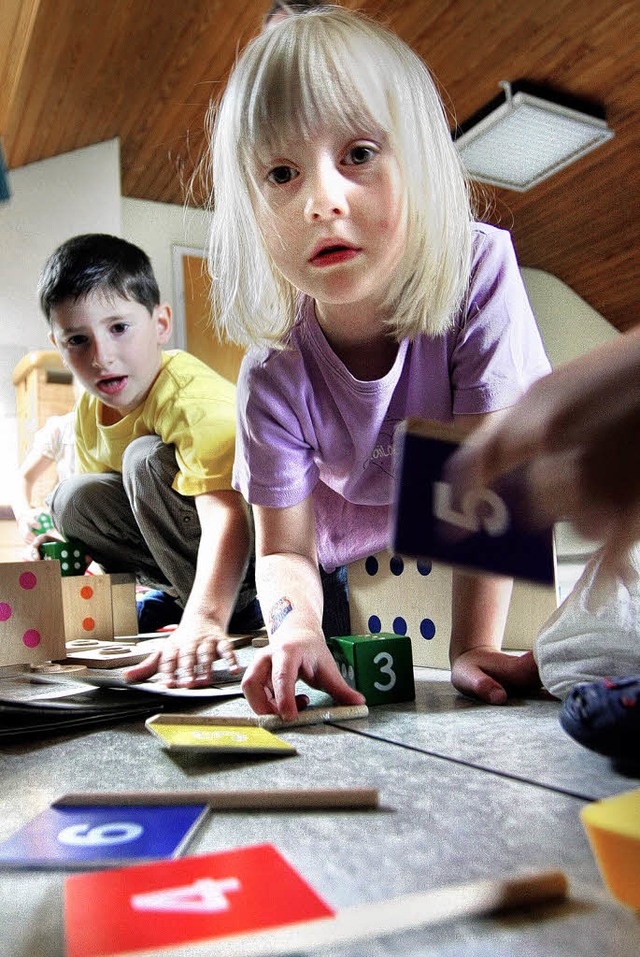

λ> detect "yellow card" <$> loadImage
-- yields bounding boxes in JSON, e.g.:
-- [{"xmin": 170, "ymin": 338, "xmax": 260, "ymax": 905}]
[{"xmin": 147, "ymin": 722, "xmax": 297, "ymax": 755}]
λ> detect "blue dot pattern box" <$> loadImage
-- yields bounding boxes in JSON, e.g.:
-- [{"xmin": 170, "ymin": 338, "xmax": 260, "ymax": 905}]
[{"xmin": 347, "ymin": 550, "xmax": 454, "ymax": 669}]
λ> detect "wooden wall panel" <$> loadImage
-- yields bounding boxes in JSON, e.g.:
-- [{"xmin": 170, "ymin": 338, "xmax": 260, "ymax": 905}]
[{"xmin": 0, "ymin": 0, "xmax": 637, "ymax": 333}]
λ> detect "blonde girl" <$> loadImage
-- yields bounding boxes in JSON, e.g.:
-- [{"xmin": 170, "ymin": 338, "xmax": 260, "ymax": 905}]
[{"xmin": 206, "ymin": 6, "xmax": 551, "ymax": 718}]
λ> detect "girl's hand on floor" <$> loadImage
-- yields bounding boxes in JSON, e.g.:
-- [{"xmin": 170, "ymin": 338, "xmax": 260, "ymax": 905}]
[{"xmin": 451, "ymin": 647, "xmax": 542, "ymax": 705}]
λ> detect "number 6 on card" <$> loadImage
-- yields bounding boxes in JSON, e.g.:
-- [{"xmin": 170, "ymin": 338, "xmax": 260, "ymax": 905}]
[{"xmin": 392, "ymin": 418, "xmax": 555, "ymax": 585}]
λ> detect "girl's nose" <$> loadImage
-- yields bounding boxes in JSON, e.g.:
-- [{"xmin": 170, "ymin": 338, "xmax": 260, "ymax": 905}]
[{"xmin": 304, "ymin": 161, "xmax": 348, "ymax": 222}]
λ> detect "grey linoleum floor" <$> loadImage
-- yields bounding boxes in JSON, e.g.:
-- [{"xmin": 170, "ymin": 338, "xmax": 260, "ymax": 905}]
[{"xmin": 0, "ymin": 661, "xmax": 638, "ymax": 957}]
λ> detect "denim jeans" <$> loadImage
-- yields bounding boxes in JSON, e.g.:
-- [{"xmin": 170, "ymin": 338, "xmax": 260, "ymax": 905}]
[{"xmin": 320, "ymin": 564, "xmax": 351, "ymax": 638}]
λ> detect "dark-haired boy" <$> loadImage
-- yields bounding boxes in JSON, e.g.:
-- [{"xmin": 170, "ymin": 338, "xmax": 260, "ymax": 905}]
[{"xmin": 39, "ymin": 233, "xmax": 260, "ymax": 685}]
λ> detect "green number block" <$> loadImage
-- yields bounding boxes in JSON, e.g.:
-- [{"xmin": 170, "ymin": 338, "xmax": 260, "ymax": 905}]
[
  {"xmin": 327, "ymin": 633, "xmax": 415, "ymax": 706},
  {"xmin": 38, "ymin": 539, "xmax": 90, "ymax": 576},
  {"xmin": 32, "ymin": 511, "xmax": 53, "ymax": 535}
]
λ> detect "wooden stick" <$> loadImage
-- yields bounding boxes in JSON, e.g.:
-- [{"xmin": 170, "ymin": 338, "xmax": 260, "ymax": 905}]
[
  {"xmin": 145, "ymin": 704, "xmax": 369, "ymax": 732},
  {"xmin": 113, "ymin": 869, "xmax": 568, "ymax": 957},
  {"xmin": 53, "ymin": 787, "xmax": 379, "ymax": 810}
]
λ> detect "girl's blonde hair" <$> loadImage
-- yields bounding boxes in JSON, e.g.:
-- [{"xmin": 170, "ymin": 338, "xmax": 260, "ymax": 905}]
[{"xmin": 207, "ymin": 5, "xmax": 473, "ymax": 349}]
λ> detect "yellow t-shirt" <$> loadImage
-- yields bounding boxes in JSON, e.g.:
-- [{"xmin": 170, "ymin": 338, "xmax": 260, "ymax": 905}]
[{"xmin": 75, "ymin": 350, "xmax": 237, "ymax": 496}]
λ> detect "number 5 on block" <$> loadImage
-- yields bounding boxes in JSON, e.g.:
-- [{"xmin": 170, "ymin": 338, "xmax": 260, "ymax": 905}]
[
  {"xmin": 327, "ymin": 634, "xmax": 415, "ymax": 706},
  {"xmin": 392, "ymin": 418, "xmax": 555, "ymax": 585}
]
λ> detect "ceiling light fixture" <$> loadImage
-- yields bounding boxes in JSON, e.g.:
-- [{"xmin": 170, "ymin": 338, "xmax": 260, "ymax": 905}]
[{"xmin": 453, "ymin": 81, "xmax": 614, "ymax": 192}]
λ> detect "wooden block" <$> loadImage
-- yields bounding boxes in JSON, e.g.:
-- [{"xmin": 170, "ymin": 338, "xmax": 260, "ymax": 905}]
[
  {"xmin": 347, "ymin": 552, "xmax": 452, "ymax": 669},
  {"xmin": 109, "ymin": 572, "xmax": 139, "ymax": 637},
  {"xmin": 0, "ymin": 561, "xmax": 65, "ymax": 668},
  {"xmin": 348, "ymin": 550, "xmax": 558, "ymax": 669},
  {"xmin": 62, "ymin": 638, "xmax": 150, "ymax": 668},
  {"xmin": 326, "ymin": 633, "xmax": 415, "ymax": 706},
  {"xmin": 60, "ymin": 575, "xmax": 114, "ymax": 642}
]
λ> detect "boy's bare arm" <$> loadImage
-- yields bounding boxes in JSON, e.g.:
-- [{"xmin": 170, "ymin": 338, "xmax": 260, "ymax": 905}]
[
  {"xmin": 11, "ymin": 449, "xmax": 54, "ymax": 544},
  {"xmin": 124, "ymin": 489, "xmax": 251, "ymax": 686}
]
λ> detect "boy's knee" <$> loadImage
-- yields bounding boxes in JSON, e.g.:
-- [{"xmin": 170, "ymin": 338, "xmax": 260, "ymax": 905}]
[
  {"xmin": 49, "ymin": 476, "xmax": 101, "ymax": 529},
  {"xmin": 122, "ymin": 435, "xmax": 163, "ymax": 473},
  {"xmin": 122, "ymin": 436, "xmax": 177, "ymax": 492}
]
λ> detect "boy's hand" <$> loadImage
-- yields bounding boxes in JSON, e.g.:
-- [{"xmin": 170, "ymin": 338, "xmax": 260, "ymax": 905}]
[
  {"xmin": 450, "ymin": 647, "xmax": 542, "ymax": 705},
  {"xmin": 241, "ymin": 634, "xmax": 366, "ymax": 722},
  {"xmin": 26, "ymin": 527, "xmax": 67, "ymax": 561},
  {"xmin": 16, "ymin": 507, "xmax": 45, "ymax": 546},
  {"xmin": 123, "ymin": 622, "xmax": 241, "ymax": 687}
]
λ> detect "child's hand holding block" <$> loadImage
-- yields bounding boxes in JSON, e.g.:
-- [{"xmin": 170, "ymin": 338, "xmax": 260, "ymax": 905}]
[
  {"xmin": 326, "ymin": 634, "xmax": 415, "ymax": 706},
  {"xmin": 32, "ymin": 511, "xmax": 54, "ymax": 535}
]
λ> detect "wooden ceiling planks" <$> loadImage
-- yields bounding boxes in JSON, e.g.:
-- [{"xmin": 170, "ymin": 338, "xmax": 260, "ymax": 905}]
[{"xmin": 1, "ymin": 0, "xmax": 638, "ymax": 332}]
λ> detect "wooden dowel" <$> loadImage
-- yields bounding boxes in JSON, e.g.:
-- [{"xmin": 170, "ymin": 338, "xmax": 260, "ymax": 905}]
[
  {"xmin": 114, "ymin": 869, "xmax": 568, "ymax": 957},
  {"xmin": 145, "ymin": 704, "xmax": 369, "ymax": 732},
  {"xmin": 53, "ymin": 787, "xmax": 379, "ymax": 810}
]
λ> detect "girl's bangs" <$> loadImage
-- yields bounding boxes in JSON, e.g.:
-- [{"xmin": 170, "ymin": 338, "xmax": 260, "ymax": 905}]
[{"xmin": 241, "ymin": 26, "xmax": 396, "ymax": 166}]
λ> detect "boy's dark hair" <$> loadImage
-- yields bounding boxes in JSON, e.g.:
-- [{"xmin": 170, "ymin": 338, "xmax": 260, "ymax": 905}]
[
  {"xmin": 264, "ymin": 1, "xmax": 326, "ymax": 25},
  {"xmin": 38, "ymin": 233, "xmax": 160, "ymax": 321}
]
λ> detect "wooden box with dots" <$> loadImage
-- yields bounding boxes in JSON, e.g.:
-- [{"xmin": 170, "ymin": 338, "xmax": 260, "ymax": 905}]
[
  {"xmin": 348, "ymin": 549, "xmax": 558, "ymax": 670},
  {"xmin": 348, "ymin": 551, "xmax": 452, "ymax": 669},
  {"xmin": 0, "ymin": 562, "xmax": 65, "ymax": 669},
  {"xmin": 60, "ymin": 575, "xmax": 114, "ymax": 642}
]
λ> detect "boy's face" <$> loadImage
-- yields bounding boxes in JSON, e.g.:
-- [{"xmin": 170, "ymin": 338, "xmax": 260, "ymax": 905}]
[{"xmin": 49, "ymin": 291, "xmax": 172, "ymax": 419}]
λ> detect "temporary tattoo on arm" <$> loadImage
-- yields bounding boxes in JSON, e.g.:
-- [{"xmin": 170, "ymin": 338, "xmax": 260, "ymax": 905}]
[{"xmin": 269, "ymin": 597, "xmax": 293, "ymax": 634}]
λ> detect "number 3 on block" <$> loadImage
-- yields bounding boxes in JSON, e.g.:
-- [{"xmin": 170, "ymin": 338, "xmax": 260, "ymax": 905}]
[{"xmin": 373, "ymin": 651, "xmax": 396, "ymax": 692}]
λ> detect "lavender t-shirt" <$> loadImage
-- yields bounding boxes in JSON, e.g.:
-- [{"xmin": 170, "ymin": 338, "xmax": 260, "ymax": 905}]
[{"xmin": 233, "ymin": 223, "xmax": 550, "ymax": 569}]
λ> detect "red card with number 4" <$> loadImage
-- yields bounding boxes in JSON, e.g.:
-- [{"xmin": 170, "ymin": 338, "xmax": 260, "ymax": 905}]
[{"xmin": 65, "ymin": 843, "xmax": 334, "ymax": 957}]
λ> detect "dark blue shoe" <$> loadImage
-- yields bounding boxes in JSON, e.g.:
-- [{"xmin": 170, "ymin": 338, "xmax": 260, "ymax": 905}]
[
  {"xmin": 136, "ymin": 590, "xmax": 183, "ymax": 632},
  {"xmin": 560, "ymin": 676, "xmax": 640, "ymax": 764}
]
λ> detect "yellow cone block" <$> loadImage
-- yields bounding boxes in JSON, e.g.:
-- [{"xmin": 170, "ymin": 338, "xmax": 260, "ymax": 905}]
[{"xmin": 581, "ymin": 788, "xmax": 640, "ymax": 910}]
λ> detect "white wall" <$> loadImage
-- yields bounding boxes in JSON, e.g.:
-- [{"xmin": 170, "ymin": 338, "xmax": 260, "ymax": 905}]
[
  {"xmin": 522, "ymin": 267, "xmax": 619, "ymax": 368},
  {"xmin": 121, "ymin": 197, "xmax": 209, "ymax": 350},
  {"xmin": 0, "ymin": 139, "xmax": 122, "ymax": 356},
  {"xmin": 0, "ymin": 139, "xmax": 122, "ymax": 500}
]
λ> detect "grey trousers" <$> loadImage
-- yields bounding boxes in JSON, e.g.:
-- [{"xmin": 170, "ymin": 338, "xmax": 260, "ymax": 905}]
[{"xmin": 49, "ymin": 436, "xmax": 254, "ymax": 613}]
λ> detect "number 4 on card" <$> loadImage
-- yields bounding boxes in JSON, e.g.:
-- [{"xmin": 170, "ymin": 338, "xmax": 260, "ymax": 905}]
[{"xmin": 64, "ymin": 843, "xmax": 334, "ymax": 957}]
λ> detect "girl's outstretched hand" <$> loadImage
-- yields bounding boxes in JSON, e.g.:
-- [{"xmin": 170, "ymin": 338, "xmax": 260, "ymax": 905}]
[
  {"xmin": 451, "ymin": 647, "xmax": 542, "ymax": 705},
  {"xmin": 241, "ymin": 634, "xmax": 366, "ymax": 722}
]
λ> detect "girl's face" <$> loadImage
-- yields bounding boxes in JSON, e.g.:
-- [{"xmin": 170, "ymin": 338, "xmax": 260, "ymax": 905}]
[{"xmin": 253, "ymin": 128, "xmax": 407, "ymax": 329}]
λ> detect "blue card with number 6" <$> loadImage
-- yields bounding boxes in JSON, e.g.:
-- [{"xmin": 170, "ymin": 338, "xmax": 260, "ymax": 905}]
[
  {"xmin": 0, "ymin": 804, "xmax": 208, "ymax": 869},
  {"xmin": 392, "ymin": 418, "xmax": 555, "ymax": 585}
]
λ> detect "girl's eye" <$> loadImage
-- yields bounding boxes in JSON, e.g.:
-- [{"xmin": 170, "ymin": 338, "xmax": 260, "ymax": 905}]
[
  {"xmin": 111, "ymin": 322, "xmax": 129, "ymax": 335},
  {"xmin": 267, "ymin": 165, "xmax": 297, "ymax": 185},
  {"xmin": 66, "ymin": 336, "xmax": 87, "ymax": 348},
  {"xmin": 344, "ymin": 144, "xmax": 377, "ymax": 166}
]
